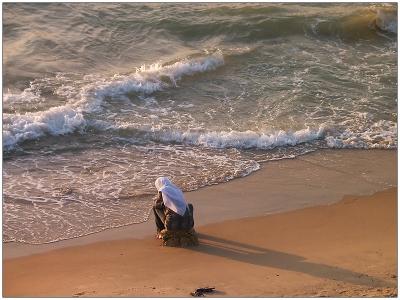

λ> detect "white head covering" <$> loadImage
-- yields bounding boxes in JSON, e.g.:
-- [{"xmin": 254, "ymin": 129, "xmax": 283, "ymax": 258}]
[{"xmin": 155, "ymin": 177, "xmax": 188, "ymax": 216}]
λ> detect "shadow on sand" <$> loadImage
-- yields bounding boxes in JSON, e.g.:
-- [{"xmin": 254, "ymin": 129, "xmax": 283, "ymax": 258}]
[{"xmin": 193, "ymin": 233, "xmax": 392, "ymax": 288}]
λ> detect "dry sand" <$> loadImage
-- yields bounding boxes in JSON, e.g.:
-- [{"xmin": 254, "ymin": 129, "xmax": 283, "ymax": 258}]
[{"xmin": 3, "ymin": 149, "xmax": 398, "ymax": 297}]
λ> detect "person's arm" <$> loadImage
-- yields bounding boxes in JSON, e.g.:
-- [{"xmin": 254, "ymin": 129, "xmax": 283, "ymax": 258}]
[{"xmin": 153, "ymin": 192, "xmax": 164, "ymax": 210}]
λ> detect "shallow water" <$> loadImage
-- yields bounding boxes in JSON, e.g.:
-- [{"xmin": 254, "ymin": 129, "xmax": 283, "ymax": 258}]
[{"xmin": 3, "ymin": 3, "xmax": 397, "ymax": 244}]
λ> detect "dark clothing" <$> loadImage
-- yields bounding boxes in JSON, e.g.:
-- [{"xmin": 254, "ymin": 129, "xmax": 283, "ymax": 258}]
[{"xmin": 153, "ymin": 192, "xmax": 194, "ymax": 232}]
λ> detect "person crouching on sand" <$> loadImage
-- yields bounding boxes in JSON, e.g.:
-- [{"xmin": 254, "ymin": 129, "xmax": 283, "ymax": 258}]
[{"xmin": 153, "ymin": 177, "xmax": 194, "ymax": 239}]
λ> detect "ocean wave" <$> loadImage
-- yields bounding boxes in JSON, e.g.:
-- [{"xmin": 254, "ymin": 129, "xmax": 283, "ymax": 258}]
[
  {"xmin": 151, "ymin": 126, "xmax": 328, "ymax": 149},
  {"xmin": 3, "ymin": 106, "xmax": 86, "ymax": 150},
  {"xmin": 3, "ymin": 51, "xmax": 225, "ymax": 149},
  {"xmin": 153, "ymin": 6, "xmax": 397, "ymax": 42},
  {"xmin": 75, "ymin": 50, "xmax": 225, "ymax": 113},
  {"xmin": 326, "ymin": 120, "xmax": 397, "ymax": 149},
  {"xmin": 4, "ymin": 90, "xmax": 42, "ymax": 105},
  {"xmin": 108, "ymin": 123, "xmax": 329, "ymax": 149},
  {"xmin": 106, "ymin": 121, "xmax": 397, "ymax": 150},
  {"xmin": 312, "ymin": 6, "xmax": 397, "ymax": 41},
  {"xmin": 375, "ymin": 7, "xmax": 397, "ymax": 33}
]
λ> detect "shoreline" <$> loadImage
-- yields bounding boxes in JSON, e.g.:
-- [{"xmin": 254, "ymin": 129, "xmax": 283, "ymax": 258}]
[
  {"xmin": 3, "ymin": 148, "xmax": 396, "ymax": 260},
  {"xmin": 4, "ymin": 187, "xmax": 397, "ymax": 297}
]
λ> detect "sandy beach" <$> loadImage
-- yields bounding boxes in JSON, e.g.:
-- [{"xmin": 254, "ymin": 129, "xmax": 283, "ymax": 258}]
[
  {"xmin": 3, "ymin": 149, "xmax": 397, "ymax": 297},
  {"xmin": 4, "ymin": 3, "xmax": 397, "ymax": 298}
]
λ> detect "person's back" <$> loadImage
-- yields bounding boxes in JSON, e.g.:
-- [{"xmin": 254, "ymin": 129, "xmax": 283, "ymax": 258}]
[{"xmin": 165, "ymin": 203, "xmax": 194, "ymax": 231}]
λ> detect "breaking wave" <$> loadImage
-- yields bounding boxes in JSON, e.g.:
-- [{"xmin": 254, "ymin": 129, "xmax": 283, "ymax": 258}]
[
  {"xmin": 375, "ymin": 7, "xmax": 397, "ymax": 33},
  {"xmin": 3, "ymin": 51, "xmax": 225, "ymax": 150},
  {"xmin": 3, "ymin": 106, "xmax": 85, "ymax": 149},
  {"xmin": 106, "ymin": 121, "xmax": 397, "ymax": 150},
  {"xmin": 130, "ymin": 125, "xmax": 328, "ymax": 149}
]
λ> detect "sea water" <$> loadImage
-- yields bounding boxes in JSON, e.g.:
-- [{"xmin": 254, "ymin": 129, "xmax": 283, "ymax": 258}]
[{"xmin": 3, "ymin": 3, "xmax": 397, "ymax": 244}]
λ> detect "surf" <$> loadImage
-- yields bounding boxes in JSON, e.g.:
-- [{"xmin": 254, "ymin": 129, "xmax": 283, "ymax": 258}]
[{"xmin": 3, "ymin": 51, "xmax": 225, "ymax": 150}]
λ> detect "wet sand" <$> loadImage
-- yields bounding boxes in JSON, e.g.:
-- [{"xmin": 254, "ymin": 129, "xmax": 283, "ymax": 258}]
[{"xmin": 3, "ymin": 149, "xmax": 398, "ymax": 296}]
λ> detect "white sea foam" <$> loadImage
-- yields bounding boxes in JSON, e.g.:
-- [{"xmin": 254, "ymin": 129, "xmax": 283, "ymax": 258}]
[
  {"xmin": 74, "ymin": 50, "xmax": 224, "ymax": 112},
  {"xmin": 4, "ymin": 90, "xmax": 43, "ymax": 106},
  {"xmin": 325, "ymin": 120, "xmax": 397, "ymax": 149},
  {"xmin": 110, "ymin": 123, "xmax": 330, "ymax": 149},
  {"xmin": 155, "ymin": 127, "xmax": 327, "ymax": 149},
  {"xmin": 3, "ymin": 142, "xmax": 259, "ymax": 243},
  {"xmin": 4, "ymin": 51, "xmax": 225, "ymax": 149},
  {"xmin": 108, "ymin": 121, "xmax": 397, "ymax": 150},
  {"xmin": 3, "ymin": 106, "xmax": 86, "ymax": 149}
]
